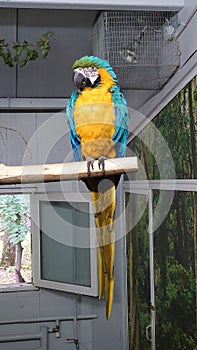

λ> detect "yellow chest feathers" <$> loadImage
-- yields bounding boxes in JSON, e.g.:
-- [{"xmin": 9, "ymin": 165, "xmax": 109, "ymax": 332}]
[{"xmin": 74, "ymin": 68, "xmax": 115, "ymax": 142}]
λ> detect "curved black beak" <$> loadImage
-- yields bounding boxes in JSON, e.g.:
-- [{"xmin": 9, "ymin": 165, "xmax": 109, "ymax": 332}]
[{"xmin": 73, "ymin": 70, "xmax": 87, "ymax": 92}]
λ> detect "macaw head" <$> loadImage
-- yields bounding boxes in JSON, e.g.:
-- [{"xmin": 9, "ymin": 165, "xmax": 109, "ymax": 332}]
[{"xmin": 72, "ymin": 55, "xmax": 118, "ymax": 92}]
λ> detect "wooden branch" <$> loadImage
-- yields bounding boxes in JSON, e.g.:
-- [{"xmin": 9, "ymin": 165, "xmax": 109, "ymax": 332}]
[{"xmin": 0, "ymin": 157, "xmax": 138, "ymax": 185}]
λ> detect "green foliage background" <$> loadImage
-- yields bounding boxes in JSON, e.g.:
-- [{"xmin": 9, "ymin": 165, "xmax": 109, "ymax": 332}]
[
  {"xmin": 127, "ymin": 77, "xmax": 197, "ymax": 349},
  {"xmin": 0, "ymin": 195, "xmax": 30, "ymax": 245},
  {"xmin": 0, "ymin": 32, "xmax": 54, "ymax": 68}
]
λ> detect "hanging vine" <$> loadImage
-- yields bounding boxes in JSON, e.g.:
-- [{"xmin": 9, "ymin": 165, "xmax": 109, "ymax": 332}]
[{"xmin": 0, "ymin": 31, "xmax": 55, "ymax": 68}]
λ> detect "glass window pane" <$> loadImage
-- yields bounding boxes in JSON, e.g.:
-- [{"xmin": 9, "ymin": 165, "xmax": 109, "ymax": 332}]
[
  {"xmin": 40, "ymin": 201, "xmax": 91, "ymax": 287},
  {"xmin": 126, "ymin": 189, "xmax": 197, "ymax": 349},
  {"xmin": 153, "ymin": 190, "xmax": 196, "ymax": 349}
]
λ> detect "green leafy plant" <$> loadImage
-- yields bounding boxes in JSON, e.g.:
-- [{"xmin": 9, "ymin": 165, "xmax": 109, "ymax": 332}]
[
  {"xmin": 0, "ymin": 195, "xmax": 30, "ymax": 244},
  {"xmin": 37, "ymin": 31, "xmax": 54, "ymax": 59},
  {"xmin": 0, "ymin": 31, "xmax": 54, "ymax": 68},
  {"xmin": 0, "ymin": 39, "xmax": 13, "ymax": 67},
  {"xmin": 0, "ymin": 195, "xmax": 30, "ymax": 282}
]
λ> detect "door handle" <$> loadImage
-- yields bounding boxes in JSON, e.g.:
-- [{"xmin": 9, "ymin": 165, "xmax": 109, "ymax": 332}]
[{"xmin": 146, "ymin": 324, "xmax": 152, "ymax": 342}]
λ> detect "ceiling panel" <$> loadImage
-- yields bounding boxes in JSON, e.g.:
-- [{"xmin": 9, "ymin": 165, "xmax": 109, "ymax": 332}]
[{"xmin": 0, "ymin": 0, "xmax": 184, "ymax": 11}]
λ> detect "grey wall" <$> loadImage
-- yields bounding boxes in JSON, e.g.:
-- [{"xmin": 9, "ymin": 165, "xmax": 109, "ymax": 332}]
[
  {"xmin": 0, "ymin": 111, "xmax": 128, "ymax": 349},
  {"xmin": 0, "ymin": 8, "xmax": 96, "ymax": 98},
  {"xmin": 0, "ymin": 111, "xmax": 69, "ymax": 165},
  {"xmin": 0, "ymin": 235, "xmax": 127, "ymax": 350},
  {"xmin": 0, "ymin": 9, "xmax": 17, "ymax": 97},
  {"xmin": 1, "ymin": 2, "xmax": 196, "ymax": 349},
  {"xmin": 0, "ymin": 7, "xmax": 159, "ymax": 108},
  {"xmin": 0, "ymin": 6, "xmax": 162, "ymax": 115}
]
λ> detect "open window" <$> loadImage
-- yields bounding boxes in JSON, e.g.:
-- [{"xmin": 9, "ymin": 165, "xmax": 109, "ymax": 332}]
[{"xmin": 31, "ymin": 192, "xmax": 98, "ymax": 296}]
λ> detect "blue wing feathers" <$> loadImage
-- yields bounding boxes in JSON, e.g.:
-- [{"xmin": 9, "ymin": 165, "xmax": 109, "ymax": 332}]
[
  {"xmin": 111, "ymin": 85, "xmax": 129, "ymax": 158},
  {"xmin": 66, "ymin": 90, "xmax": 82, "ymax": 161}
]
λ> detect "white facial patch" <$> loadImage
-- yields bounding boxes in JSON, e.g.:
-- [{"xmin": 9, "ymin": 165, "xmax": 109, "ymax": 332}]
[
  {"xmin": 74, "ymin": 67, "xmax": 86, "ymax": 77},
  {"xmin": 83, "ymin": 66, "xmax": 99, "ymax": 84}
]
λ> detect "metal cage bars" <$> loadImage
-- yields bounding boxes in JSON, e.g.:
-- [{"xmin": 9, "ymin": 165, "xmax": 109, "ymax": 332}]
[{"xmin": 93, "ymin": 11, "xmax": 180, "ymax": 89}]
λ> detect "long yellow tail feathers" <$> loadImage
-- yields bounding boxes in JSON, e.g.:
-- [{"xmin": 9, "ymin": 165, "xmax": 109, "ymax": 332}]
[
  {"xmin": 105, "ymin": 269, "xmax": 114, "ymax": 320},
  {"xmin": 97, "ymin": 247, "xmax": 105, "ymax": 298},
  {"xmin": 91, "ymin": 186, "xmax": 116, "ymax": 320}
]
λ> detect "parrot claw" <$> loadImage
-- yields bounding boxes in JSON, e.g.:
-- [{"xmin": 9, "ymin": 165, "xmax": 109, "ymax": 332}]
[
  {"xmin": 87, "ymin": 157, "xmax": 95, "ymax": 175},
  {"xmin": 98, "ymin": 156, "xmax": 107, "ymax": 175}
]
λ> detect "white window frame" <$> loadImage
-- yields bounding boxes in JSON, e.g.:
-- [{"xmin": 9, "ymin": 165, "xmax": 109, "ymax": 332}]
[
  {"xmin": 0, "ymin": 187, "xmax": 36, "ymax": 292},
  {"xmin": 31, "ymin": 192, "xmax": 98, "ymax": 297}
]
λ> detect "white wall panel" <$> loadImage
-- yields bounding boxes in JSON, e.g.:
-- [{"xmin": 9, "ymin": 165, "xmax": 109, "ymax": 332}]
[
  {"xmin": 0, "ymin": 290, "xmax": 40, "ymax": 350},
  {"xmin": 178, "ymin": 0, "xmax": 196, "ymax": 22},
  {"xmin": 34, "ymin": 111, "xmax": 70, "ymax": 164},
  {"xmin": 0, "ymin": 112, "xmax": 37, "ymax": 166},
  {"xmin": 0, "ymin": 110, "xmax": 86, "ymax": 192},
  {"xmin": 0, "ymin": 111, "xmax": 72, "ymax": 166},
  {"xmin": 179, "ymin": 9, "xmax": 197, "ymax": 67}
]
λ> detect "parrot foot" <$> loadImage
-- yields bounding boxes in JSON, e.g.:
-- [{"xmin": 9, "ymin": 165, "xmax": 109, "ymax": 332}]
[
  {"xmin": 98, "ymin": 156, "xmax": 107, "ymax": 175},
  {"xmin": 87, "ymin": 157, "xmax": 95, "ymax": 175}
]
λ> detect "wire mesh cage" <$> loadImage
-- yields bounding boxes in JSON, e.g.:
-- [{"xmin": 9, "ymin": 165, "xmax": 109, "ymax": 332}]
[{"xmin": 93, "ymin": 11, "xmax": 180, "ymax": 90}]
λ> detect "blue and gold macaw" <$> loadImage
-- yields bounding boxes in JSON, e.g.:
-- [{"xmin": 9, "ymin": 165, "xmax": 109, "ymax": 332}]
[{"xmin": 66, "ymin": 56, "xmax": 129, "ymax": 319}]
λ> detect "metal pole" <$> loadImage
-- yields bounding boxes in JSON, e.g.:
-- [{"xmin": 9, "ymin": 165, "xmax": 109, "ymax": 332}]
[
  {"xmin": 148, "ymin": 189, "xmax": 156, "ymax": 350},
  {"xmin": 0, "ymin": 314, "xmax": 98, "ymax": 325},
  {"xmin": 0, "ymin": 332, "xmax": 41, "ymax": 343},
  {"xmin": 40, "ymin": 327, "xmax": 48, "ymax": 350}
]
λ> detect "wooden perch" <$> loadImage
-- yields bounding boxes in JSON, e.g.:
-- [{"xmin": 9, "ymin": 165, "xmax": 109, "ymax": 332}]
[{"xmin": 0, "ymin": 157, "xmax": 138, "ymax": 185}]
